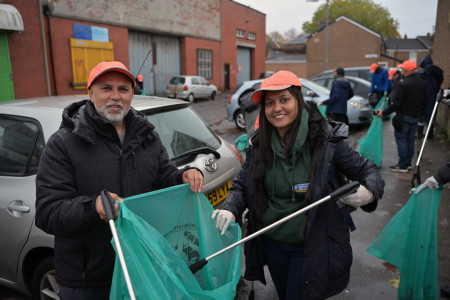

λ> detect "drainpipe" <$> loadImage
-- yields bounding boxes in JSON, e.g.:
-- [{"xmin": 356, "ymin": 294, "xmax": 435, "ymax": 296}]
[
  {"xmin": 43, "ymin": 3, "xmax": 57, "ymax": 95},
  {"xmin": 39, "ymin": 0, "xmax": 51, "ymax": 96}
]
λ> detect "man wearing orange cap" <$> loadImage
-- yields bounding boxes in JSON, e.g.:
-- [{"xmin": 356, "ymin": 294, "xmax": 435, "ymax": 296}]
[
  {"xmin": 368, "ymin": 63, "xmax": 389, "ymax": 107},
  {"xmin": 376, "ymin": 60, "xmax": 427, "ymax": 173},
  {"xmin": 35, "ymin": 61, "xmax": 204, "ymax": 299}
]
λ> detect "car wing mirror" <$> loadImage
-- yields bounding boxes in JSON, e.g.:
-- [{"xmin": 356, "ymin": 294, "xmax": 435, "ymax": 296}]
[{"xmin": 306, "ymin": 90, "xmax": 317, "ymax": 97}]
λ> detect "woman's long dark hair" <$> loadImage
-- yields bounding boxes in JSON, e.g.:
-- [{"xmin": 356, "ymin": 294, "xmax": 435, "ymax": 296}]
[{"xmin": 251, "ymin": 86, "xmax": 305, "ymax": 228}]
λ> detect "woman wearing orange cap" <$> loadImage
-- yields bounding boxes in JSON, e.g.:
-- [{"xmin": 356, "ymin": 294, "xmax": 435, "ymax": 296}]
[{"xmin": 212, "ymin": 70, "xmax": 384, "ymax": 299}]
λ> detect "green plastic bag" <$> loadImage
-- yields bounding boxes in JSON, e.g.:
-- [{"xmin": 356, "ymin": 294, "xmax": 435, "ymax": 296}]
[
  {"xmin": 367, "ymin": 187, "xmax": 442, "ymax": 300},
  {"xmin": 318, "ymin": 104, "xmax": 327, "ymax": 118},
  {"xmin": 234, "ymin": 133, "xmax": 250, "ymax": 152},
  {"xmin": 357, "ymin": 96, "xmax": 388, "ymax": 166},
  {"xmin": 109, "ymin": 184, "xmax": 242, "ymax": 299}
]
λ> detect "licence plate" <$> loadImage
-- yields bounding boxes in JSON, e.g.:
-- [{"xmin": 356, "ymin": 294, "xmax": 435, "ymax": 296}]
[
  {"xmin": 171, "ymin": 88, "xmax": 180, "ymax": 92},
  {"xmin": 206, "ymin": 180, "xmax": 231, "ymax": 207}
]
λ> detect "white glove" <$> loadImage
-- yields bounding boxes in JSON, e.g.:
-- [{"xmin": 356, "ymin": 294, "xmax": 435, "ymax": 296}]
[
  {"xmin": 211, "ymin": 209, "xmax": 235, "ymax": 235},
  {"xmin": 242, "ymin": 208, "xmax": 249, "ymax": 224},
  {"xmin": 339, "ymin": 185, "xmax": 374, "ymax": 208},
  {"xmin": 415, "ymin": 176, "xmax": 439, "ymax": 194}
]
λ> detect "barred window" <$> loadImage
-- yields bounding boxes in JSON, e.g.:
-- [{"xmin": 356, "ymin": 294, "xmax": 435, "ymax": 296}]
[
  {"xmin": 248, "ymin": 32, "xmax": 256, "ymax": 40},
  {"xmin": 197, "ymin": 49, "xmax": 212, "ymax": 79},
  {"xmin": 236, "ymin": 29, "xmax": 245, "ymax": 38}
]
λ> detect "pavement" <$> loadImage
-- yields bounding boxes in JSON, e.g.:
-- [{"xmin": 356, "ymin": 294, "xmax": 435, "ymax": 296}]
[{"xmin": 234, "ymin": 112, "xmax": 450, "ymax": 300}]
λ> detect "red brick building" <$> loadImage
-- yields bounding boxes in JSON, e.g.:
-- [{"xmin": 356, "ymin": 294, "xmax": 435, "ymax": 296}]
[{"xmin": 0, "ymin": 0, "xmax": 266, "ymax": 101}]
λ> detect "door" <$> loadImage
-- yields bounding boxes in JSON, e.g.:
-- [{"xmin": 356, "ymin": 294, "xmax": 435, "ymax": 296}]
[
  {"xmin": 224, "ymin": 64, "xmax": 230, "ymax": 91},
  {"xmin": 237, "ymin": 47, "xmax": 251, "ymax": 87},
  {"xmin": 0, "ymin": 31, "xmax": 15, "ymax": 101},
  {"xmin": 0, "ymin": 116, "xmax": 45, "ymax": 281}
]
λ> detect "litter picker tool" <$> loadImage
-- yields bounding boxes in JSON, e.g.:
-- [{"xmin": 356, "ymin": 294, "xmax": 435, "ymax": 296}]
[
  {"xmin": 134, "ymin": 49, "xmax": 152, "ymax": 77},
  {"xmin": 100, "ymin": 190, "xmax": 136, "ymax": 300},
  {"xmin": 189, "ymin": 181, "xmax": 360, "ymax": 274},
  {"xmin": 410, "ymin": 89, "xmax": 446, "ymax": 188}
]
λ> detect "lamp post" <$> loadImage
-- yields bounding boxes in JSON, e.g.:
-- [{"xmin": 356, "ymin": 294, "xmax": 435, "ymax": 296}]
[{"xmin": 307, "ymin": 0, "xmax": 329, "ymax": 71}]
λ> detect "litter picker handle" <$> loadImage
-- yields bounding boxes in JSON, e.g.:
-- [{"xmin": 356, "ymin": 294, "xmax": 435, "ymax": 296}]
[
  {"xmin": 189, "ymin": 181, "xmax": 360, "ymax": 274},
  {"xmin": 100, "ymin": 191, "xmax": 136, "ymax": 300}
]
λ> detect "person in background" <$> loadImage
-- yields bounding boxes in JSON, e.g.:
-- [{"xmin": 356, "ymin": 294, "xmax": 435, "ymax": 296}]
[
  {"xmin": 386, "ymin": 68, "xmax": 402, "ymax": 106},
  {"xmin": 414, "ymin": 160, "xmax": 450, "ymax": 299},
  {"xmin": 212, "ymin": 70, "xmax": 384, "ymax": 299},
  {"xmin": 134, "ymin": 74, "xmax": 146, "ymax": 95},
  {"xmin": 319, "ymin": 67, "xmax": 354, "ymax": 125},
  {"xmin": 376, "ymin": 60, "xmax": 427, "ymax": 173},
  {"xmin": 416, "ymin": 55, "xmax": 444, "ymax": 140},
  {"xmin": 35, "ymin": 61, "xmax": 203, "ymax": 300},
  {"xmin": 368, "ymin": 63, "xmax": 389, "ymax": 107}
]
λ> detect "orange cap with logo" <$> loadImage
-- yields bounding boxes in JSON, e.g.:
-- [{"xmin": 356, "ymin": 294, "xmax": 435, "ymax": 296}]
[
  {"xmin": 370, "ymin": 63, "xmax": 378, "ymax": 73},
  {"xmin": 87, "ymin": 61, "xmax": 136, "ymax": 89},
  {"xmin": 397, "ymin": 60, "xmax": 417, "ymax": 71},
  {"xmin": 251, "ymin": 70, "xmax": 302, "ymax": 103}
]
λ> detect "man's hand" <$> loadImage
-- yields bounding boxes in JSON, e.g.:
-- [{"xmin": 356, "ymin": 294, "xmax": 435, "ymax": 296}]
[
  {"xmin": 339, "ymin": 185, "xmax": 374, "ymax": 208},
  {"xmin": 212, "ymin": 209, "xmax": 236, "ymax": 235},
  {"xmin": 96, "ymin": 192, "xmax": 122, "ymax": 222},
  {"xmin": 415, "ymin": 176, "xmax": 440, "ymax": 194},
  {"xmin": 182, "ymin": 169, "xmax": 204, "ymax": 193},
  {"xmin": 375, "ymin": 109, "xmax": 383, "ymax": 118}
]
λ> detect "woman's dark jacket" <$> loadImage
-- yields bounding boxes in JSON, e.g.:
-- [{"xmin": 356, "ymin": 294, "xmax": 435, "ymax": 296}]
[
  {"xmin": 223, "ymin": 102, "xmax": 384, "ymax": 299},
  {"xmin": 35, "ymin": 100, "xmax": 188, "ymax": 288},
  {"xmin": 417, "ymin": 55, "xmax": 444, "ymax": 122}
]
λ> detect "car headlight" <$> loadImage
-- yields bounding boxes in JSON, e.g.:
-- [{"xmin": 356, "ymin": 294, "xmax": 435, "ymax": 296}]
[{"xmin": 349, "ymin": 101, "xmax": 367, "ymax": 110}]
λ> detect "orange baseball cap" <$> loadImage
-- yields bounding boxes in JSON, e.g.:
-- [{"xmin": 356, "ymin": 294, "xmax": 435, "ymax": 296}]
[
  {"xmin": 251, "ymin": 70, "xmax": 302, "ymax": 103},
  {"xmin": 388, "ymin": 69, "xmax": 399, "ymax": 80},
  {"xmin": 87, "ymin": 61, "xmax": 136, "ymax": 89},
  {"xmin": 397, "ymin": 60, "xmax": 417, "ymax": 71},
  {"xmin": 370, "ymin": 63, "xmax": 378, "ymax": 73}
]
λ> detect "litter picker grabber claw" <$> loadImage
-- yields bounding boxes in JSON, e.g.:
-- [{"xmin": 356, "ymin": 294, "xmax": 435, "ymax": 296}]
[
  {"xmin": 100, "ymin": 190, "xmax": 136, "ymax": 300},
  {"xmin": 410, "ymin": 89, "xmax": 445, "ymax": 188},
  {"xmin": 189, "ymin": 181, "xmax": 360, "ymax": 274}
]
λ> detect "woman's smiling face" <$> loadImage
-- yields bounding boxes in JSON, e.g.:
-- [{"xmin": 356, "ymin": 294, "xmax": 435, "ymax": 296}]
[{"xmin": 264, "ymin": 89, "xmax": 298, "ymax": 138}]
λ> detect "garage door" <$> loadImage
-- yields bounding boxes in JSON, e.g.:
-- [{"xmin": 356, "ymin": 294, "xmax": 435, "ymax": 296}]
[
  {"xmin": 128, "ymin": 31, "xmax": 180, "ymax": 96},
  {"xmin": 237, "ymin": 47, "xmax": 251, "ymax": 87},
  {"xmin": 0, "ymin": 31, "xmax": 14, "ymax": 101}
]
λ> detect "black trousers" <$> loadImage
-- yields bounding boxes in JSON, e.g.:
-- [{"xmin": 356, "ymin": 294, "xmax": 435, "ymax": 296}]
[{"xmin": 59, "ymin": 284, "xmax": 111, "ymax": 300}]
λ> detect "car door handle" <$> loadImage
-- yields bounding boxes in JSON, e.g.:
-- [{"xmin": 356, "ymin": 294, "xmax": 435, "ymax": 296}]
[{"xmin": 7, "ymin": 201, "xmax": 30, "ymax": 213}]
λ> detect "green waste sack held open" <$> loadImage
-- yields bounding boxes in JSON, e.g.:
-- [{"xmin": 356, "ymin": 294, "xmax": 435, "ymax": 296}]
[
  {"xmin": 367, "ymin": 186, "xmax": 442, "ymax": 300},
  {"xmin": 234, "ymin": 133, "xmax": 250, "ymax": 152},
  {"xmin": 357, "ymin": 96, "xmax": 388, "ymax": 167},
  {"xmin": 109, "ymin": 184, "xmax": 242, "ymax": 300},
  {"xmin": 318, "ymin": 104, "xmax": 327, "ymax": 118}
]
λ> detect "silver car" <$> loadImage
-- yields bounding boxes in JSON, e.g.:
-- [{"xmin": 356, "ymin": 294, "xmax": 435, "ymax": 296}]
[
  {"xmin": 166, "ymin": 75, "xmax": 218, "ymax": 102},
  {"xmin": 226, "ymin": 78, "xmax": 372, "ymax": 129},
  {"xmin": 0, "ymin": 95, "xmax": 242, "ymax": 299}
]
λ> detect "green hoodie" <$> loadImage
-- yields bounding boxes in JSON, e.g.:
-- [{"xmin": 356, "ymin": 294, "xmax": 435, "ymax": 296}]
[{"xmin": 261, "ymin": 109, "xmax": 311, "ymax": 245}]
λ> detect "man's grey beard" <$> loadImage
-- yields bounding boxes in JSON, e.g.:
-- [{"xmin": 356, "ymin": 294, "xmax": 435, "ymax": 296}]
[{"xmin": 94, "ymin": 101, "xmax": 130, "ymax": 124}]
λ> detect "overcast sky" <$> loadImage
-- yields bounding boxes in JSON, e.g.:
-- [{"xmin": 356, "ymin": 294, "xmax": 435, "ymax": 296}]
[{"xmin": 233, "ymin": 0, "xmax": 438, "ymax": 38}]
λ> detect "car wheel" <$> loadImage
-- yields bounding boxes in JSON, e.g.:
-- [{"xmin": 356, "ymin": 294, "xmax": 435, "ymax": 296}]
[
  {"xmin": 31, "ymin": 257, "xmax": 59, "ymax": 300},
  {"xmin": 234, "ymin": 110, "xmax": 246, "ymax": 130},
  {"xmin": 187, "ymin": 94, "xmax": 195, "ymax": 103},
  {"xmin": 210, "ymin": 91, "xmax": 216, "ymax": 100}
]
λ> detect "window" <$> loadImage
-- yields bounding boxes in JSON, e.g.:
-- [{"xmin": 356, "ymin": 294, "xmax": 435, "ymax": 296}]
[
  {"xmin": 248, "ymin": 32, "xmax": 256, "ymax": 40},
  {"xmin": 236, "ymin": 29, "xmax": 245, "ymax": 38},
  {"xmin": 197, "ymin": 49, "xmax": 212, "ymax": 79},
  {"xmin": 0, "ymin": 117, "xmax": 44, "ymax": 175}
]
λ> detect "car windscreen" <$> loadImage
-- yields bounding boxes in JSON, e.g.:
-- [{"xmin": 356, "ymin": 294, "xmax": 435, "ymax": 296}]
[
  {"xmin": 302, "ymin": 79, "xmax": 333, "ymax": 94},
  {"xmin": 144, "ymin": 106, "xmax": 221, "ymax": 163},
  {"xmin": 169, "ymin": 77, "xmax": 185, "ymax": 84}
]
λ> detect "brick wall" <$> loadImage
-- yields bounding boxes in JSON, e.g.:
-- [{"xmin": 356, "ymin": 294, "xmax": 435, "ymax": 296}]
[
  {"xmin": 307, "ymin": 17, "xmax": 381, "ymax": 78},
  {"xmin": 432, "ymin": 0, "xmax": 450, "ymax": 139},
  {"xmin": 221, "ymin": 0, "xmax": 266, "ymax": 91},
  {"xmin": 265, "ymin": 63, "xmax": 308, "ymax": 79},
  {"xmin": 180, "ymin": 37, "xmax": 221, "ymax": 88}
]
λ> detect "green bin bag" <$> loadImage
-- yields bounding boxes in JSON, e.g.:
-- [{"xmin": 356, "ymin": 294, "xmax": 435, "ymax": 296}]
[
  {"xmin": 357, "ymin": 97, "xmax": 388, "ymax": 166},
  {"xmin": 234, "ymin": 133, "xmax": 250, "ymax": 152},
  {"xmin": 367, "ymin": 187, "xmax": 442, "ymax": 300},
  {"xmin": 109, "ymin": 184, "xmax": 242, "ymax": 299},
  {"xmin": 318, "ymin": 104, "xmax": 327, "ymax": 118}
]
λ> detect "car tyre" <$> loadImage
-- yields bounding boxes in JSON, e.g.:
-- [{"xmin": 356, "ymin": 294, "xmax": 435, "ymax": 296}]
[
  {"xmin": 210, "ymin": 91, "xmax": 216, "ymax": 100},
  {"xmin": 187, "ymin": 94, "xmax": 195, "ymax": 103},
  {"xmin": 234, "ymin": 109, "xmax": 246, "ymax": 130},
  {"xmin": 31, "ymin": 257, "xmax": 59, "ymax": 300}
]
